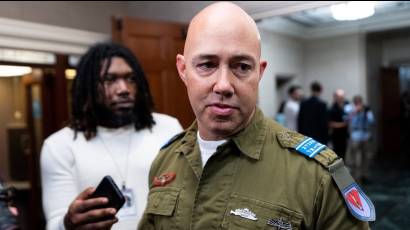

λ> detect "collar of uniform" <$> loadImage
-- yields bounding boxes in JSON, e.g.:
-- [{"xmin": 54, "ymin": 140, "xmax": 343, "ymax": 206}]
[
  {"xmin": 230, "ymin": 107, "xmax": 267, "ymax": 160},
  {"xmin": 174, "ymin": 120, "xmax": 198, "ymax": 155},
  {"xmin": 175, "ymin": 108, "xmax": 267, "ymax": 160}
]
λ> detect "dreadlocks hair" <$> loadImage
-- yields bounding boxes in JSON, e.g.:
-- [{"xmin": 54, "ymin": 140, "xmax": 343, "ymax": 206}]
[{"xmin": 69, "ymin": 42, "xmax": 155, "ymax": 140}]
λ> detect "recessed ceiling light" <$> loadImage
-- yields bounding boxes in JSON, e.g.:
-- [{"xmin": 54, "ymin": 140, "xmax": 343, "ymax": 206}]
[
  {"xmin": 0, "ymin": 65, "xmax": 32, "ymax": 77},
  {"xmin": 331, "ymin": 1, "xmax": 375, "ymax": 21}
]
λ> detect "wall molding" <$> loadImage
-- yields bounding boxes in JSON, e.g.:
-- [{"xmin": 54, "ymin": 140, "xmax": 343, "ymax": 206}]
[{"xmin": 0, "ymin": 17, "xmax": 110, "ymax": 55}]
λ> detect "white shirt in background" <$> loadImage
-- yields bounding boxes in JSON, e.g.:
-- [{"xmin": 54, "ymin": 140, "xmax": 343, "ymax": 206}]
[
  {"xmin": 284, "ymin": 99, "xmax": 300, "ymax": 131},
  {"xmin": 40, "ymin": 113, "xmax": 183, "ymax": 230}
]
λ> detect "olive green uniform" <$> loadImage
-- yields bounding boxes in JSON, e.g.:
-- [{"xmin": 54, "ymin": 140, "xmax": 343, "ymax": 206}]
[{"xmin": 139, "ymin": 108, "xmax": 370, "ymax": 229}]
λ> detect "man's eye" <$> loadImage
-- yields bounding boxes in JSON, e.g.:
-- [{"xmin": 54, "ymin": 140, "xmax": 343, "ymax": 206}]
[
  {"xmin": 197, "ymin": 62, "xmax": 216, "ymax": 71},
  {"xmin": 233, "ymin": 63, "xmax": 252, "ymax": 75},
  {"xmin": 103, "ymin": 75, "xmax": 116, "ymax": 82},
  {"xmin": 125, "ymin": 75, "xmax": 136, "ymax": 82}
]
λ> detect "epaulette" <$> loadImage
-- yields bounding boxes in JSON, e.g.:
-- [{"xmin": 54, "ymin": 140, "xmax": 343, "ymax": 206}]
[
  {"xmin": 160, "ymin": 131, "xmax": 186, "ymax": 150},
  {"xmin": 277, "ymin": 130, "xmax": 376, "ymax": 222}
]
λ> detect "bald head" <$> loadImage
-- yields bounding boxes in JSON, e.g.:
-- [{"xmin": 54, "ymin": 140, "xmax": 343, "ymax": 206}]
[
  {"xmin": 334, "ymin": 89, "xmax": 345, "ymax": 105},
  {"xmin": 184, "ymin": 2, "xmax": 261, "ymax": 58},
  {"xmin": 176, "ymin": 2, "xmax": 267, "ymax": 140}
]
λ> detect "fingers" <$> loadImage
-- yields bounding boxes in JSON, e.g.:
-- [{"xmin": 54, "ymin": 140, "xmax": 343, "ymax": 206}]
[
  {"xmin": 72, "ymin": 197, "xmax": 109, "ymax": 213},
  {"xmin": 70, "ymin": 208, "xmax": 117, "ymax": 226},
  {"xmin": 76, "ymin": 187, "xmax": 96, "ymax": 200},
  {"xmin": 64, "ymin": 187, "xmax": 117, "ymax": 229},
  {"xmin": 77, "ymin": 217, "xmax": 118, "ymax": 230}
]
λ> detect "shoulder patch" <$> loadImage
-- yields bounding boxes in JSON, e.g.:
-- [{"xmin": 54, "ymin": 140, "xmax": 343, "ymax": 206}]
[
  {"xmin": 277, "ymin": 130, "xmax": 376, "ymax": 221},
  {"xmin": 277, "ymin": 130, "xmax": 326, "ymax": 157},
  {"xmin": 329, "ymin": 159, "xmax": 376, "ymax": 221},
  {"xmin": 160, "ymin": 131, "xmax": 185, "ymax": 150}
]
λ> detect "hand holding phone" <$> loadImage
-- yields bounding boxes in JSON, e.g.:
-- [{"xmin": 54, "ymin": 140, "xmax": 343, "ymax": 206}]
[
  {"xmin": 89, "ymin": 175, "xmax": 126, "ymax": 211},
  {"xmin": 63, "ymin": 176, "xmax": 125, "ymax": 230}
]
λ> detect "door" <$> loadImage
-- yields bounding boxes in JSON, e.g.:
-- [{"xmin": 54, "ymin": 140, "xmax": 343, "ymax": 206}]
[
  {"xmin": 112, "ymin": 16, "xmax": 195, "ymax": 128},
  {"xmin": 379, "ymin": 67, "xmax": 401, "ymax": 158}
]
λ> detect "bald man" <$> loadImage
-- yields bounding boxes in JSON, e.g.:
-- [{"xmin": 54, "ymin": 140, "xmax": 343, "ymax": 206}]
[
  {"xmin": 329, "ymin": 89, "xmax": 349, "ymax": 159},
  {"xmin": 139, "ymin": 2, "xmax": 374, "ymax": 229}
]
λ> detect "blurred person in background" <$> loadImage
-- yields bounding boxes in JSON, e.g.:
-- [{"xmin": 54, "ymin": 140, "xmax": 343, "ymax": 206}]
[
  {"xmin": 329, "ymin": 89, "xmax": 349, "ymax": 159},
  {"xmin": 283, "ymin": 85, "xmax": 302, "ymax": 131},
  {"xmin": 298, "ymin": 81, "xmax": 329, "ymax": 144},
  {"xmin": 40, "ymin": 42, "xmax": 183, "ymax": 230},
  {"xmin": 0, "ymin": 171, "xmax": 19, "ymax": 230},
  {"xmin": 345, "ymin": 95, "xmax": 374, "ymax": 183}
]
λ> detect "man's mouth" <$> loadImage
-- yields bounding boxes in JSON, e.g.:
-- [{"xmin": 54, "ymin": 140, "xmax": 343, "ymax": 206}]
[
  {"xmin": 112, "ymin": 100, "xmax": 134, "ymax": 109},
  {"xmin": 208, "ymin": 103, "xmax": 236, "ymax": 116}
]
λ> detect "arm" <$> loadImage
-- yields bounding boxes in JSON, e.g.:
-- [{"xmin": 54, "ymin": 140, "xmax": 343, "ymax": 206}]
[
  {"xmin": 137, "ymin": 157, "xmax": 157, "ymax": 230},
  {"xmin": 41, "ymin": 139, "xmax": 118, "ymax": 230},
  {"xmin": 41, "ymin": 140, "xmax": 78, "ymax": 230}
]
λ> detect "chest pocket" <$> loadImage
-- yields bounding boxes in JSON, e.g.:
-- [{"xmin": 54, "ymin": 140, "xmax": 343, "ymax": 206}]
[
  {"xmin": 146, "ymin": 187, "xmax": 181, "ymax": 230},
  {"xmin": 221, "ymin": 194, "xmax": 304, "ymax": 230}
]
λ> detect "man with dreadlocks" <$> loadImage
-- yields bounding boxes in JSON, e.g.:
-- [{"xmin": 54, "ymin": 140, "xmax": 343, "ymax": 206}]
[{"xmin": 40, "ymin": 42, "xmax": 182, "ymax": 230}]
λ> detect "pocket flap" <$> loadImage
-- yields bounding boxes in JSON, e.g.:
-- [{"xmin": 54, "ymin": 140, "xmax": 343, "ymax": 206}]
[{"xmin": 146, "ymin": 187, "xmax": 181, "ymax": 216}]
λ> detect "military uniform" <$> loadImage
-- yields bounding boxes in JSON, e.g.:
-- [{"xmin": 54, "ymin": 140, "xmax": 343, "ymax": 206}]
[{"xmin": 139, "ymin": 108, "xmax": 372, "ymax": 229}]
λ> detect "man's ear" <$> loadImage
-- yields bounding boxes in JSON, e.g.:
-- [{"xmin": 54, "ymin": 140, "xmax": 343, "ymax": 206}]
[
  {"xmin": 176, "ymin": 54, "xmax": 187, "ymax": 85},
  {"xmin": 258, "ymin": 60, "xmax": 267, "ymax": 81}
]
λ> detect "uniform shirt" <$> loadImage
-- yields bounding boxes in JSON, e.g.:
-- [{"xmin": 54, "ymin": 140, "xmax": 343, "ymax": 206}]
[
  {"xmin": 40, "ymin": 113, "xmax": 183, "ymax": 230},
  {"xmin": 139, "ymin": 108, "xmax": 369, "ymax": 230},
  {"xmin": 197, "ymin": 131, "xmax": 226, "ymax": 167}
]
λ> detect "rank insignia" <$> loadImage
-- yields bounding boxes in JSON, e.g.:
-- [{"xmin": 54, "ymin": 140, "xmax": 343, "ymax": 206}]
[
  {"xmin": 153, "ymin": 172, "xmax": 176, "ymax": 187},
  {"xmin": 230, "ymin": 208, "xmax": 258, "ymax": 221},
  {"xmin": 342, "ymin": 183, "xmax": 375, "ymax": 221},
  {"xmin": 267, "ymin": 218, "xmax": 292, "ymax": 230},
  {"xmin": 295, "ymin": 137, "xmax": 326, "ymax": 158}
]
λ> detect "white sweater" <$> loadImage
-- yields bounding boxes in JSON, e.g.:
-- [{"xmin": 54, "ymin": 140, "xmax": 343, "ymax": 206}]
[{"xmin": 40, "ymin": 113, "xmax": 183, "ymax": 230}]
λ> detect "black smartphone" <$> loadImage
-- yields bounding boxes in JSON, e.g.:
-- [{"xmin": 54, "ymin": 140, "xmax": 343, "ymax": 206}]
[{"xmin": 90, "ymin": 175, "xmax": 126, "ymax": 211}]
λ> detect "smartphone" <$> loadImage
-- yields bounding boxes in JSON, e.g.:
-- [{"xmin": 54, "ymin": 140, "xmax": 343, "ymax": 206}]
[{"xmin": 90, "ymin": 175, "xmax": 126, "ymax": 211}]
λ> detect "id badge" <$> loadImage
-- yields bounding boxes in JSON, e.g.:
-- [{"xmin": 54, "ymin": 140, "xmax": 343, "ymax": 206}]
[{"xmin": 117, "ymin": 187, "xmax": 137, "ymax": 219}]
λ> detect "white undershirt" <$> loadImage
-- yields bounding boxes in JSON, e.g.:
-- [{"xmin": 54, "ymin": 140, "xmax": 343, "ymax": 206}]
[{"xmin": 197, "ymin": 132, "xmax": 227, "ymax": 167}]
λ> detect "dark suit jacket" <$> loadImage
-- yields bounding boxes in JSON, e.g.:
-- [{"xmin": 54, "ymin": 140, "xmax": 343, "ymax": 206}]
[{"xmin": 297, "ymin": 96, "xmax": 329, "ymax": 144}]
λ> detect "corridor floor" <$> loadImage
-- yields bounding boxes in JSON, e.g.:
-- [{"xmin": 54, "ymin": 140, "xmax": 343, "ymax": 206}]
[{"xmin": 363, "ymin": 161, "xmax": 410, "ymax": 230}]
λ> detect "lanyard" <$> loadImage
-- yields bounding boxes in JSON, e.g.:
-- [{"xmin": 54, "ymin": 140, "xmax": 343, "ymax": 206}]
[{"xmin": 99, "ymin": 133, "xmax": 132, "ymax": 189}]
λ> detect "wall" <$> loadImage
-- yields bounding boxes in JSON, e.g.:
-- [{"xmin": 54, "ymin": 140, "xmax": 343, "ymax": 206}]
[
  {"xmin": 258, "ymin": 31, "xmax": 367, "ymax": 118},
  {"xmin": 259, "ymin": 29, "xmax": 304, "ymax": 119},
  {"xmin": 0, "ymin": 1, "xmax": 127, "ymax": 34},
  {"xmin": 382, "ymin": 36, "xmax": 410, "ymax": 66},
  {"xmin": 304, "ymin": 34, "xmax": 367, "ymax": 104}
]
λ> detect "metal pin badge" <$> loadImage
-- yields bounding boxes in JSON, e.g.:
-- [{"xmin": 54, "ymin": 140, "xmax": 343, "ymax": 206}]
[
  {"xmin": 230, "ymin": 208, "xmax": 258, "ymax": 221},
  {"xmin": 267, "ymin": 218, "xmax": 292, "ymax": 230}
]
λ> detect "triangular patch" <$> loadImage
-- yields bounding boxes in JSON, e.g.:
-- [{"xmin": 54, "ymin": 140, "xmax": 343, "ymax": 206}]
[{"xmin": 342, "ymin": 183, "xmax": 375, "ymax": 221}]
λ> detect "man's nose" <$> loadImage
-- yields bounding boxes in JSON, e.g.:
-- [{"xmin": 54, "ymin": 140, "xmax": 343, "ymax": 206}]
[
  {"xmin": 115, "ymin": 79, "xmax": 131, "ymax": 95},
  {"xmin": 213, "ymin": 67, "xmax": 234, "ymax": 97}
]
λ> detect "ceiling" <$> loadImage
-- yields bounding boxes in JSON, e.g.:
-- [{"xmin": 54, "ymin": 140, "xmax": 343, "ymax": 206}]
[
  {"xmin": 283, "ymin": 1, "xmax": 410, "ymax": 28},
  {"xmin": 257, "ymin": 1, "xmax": 410, "ymax": 39}
]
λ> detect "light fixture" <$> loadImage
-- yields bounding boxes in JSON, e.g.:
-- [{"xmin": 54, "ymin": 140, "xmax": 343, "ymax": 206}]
[
  {"xmin": 65, "ymin": 69, "xmax": 76, "ymax": 80},
  {"xmin": 331, "ymin": 1, "xmax": 375, "ymax": 21},
  {"xmin": 0, "ymin": 65, "xmax": 32, "ymax": 77}
]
